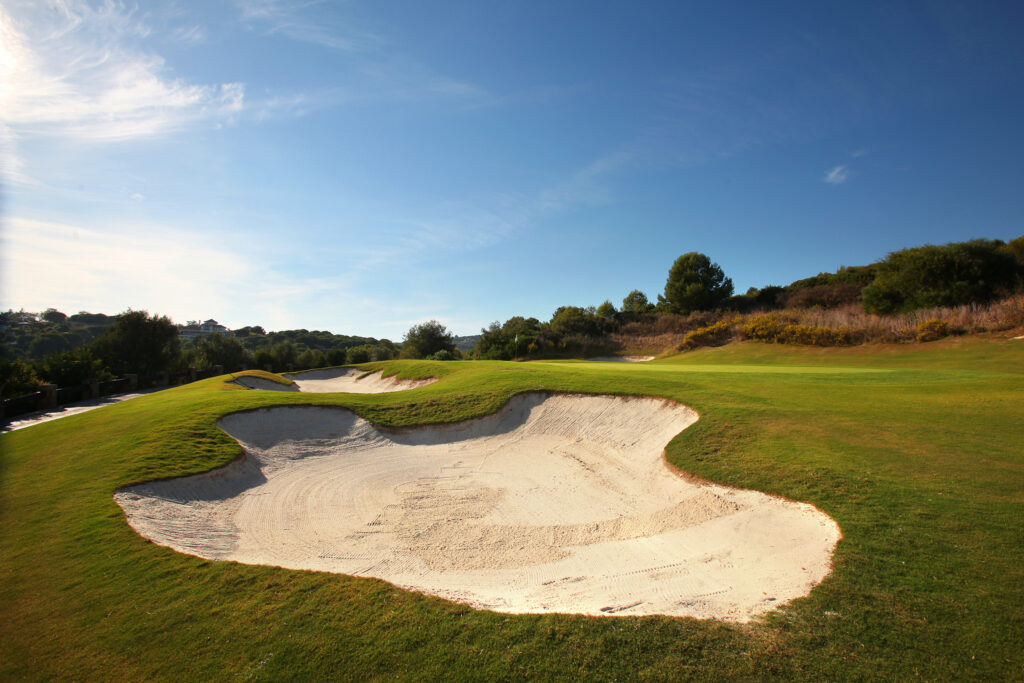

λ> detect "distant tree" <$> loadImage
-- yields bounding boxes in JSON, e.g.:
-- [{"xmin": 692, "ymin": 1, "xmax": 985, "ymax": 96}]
[
  {"xmin": 346, "ymin": 345, "xmax": 373, "ymax": 364},
  {"xmin": 40, "ymin": 308, "xmax": 68, "ymax": 324},
  {"xmin": 371, "ymin": 341, "xmax": 397, "ymax": 361},
  {"xmin": 501, "ymin": 316, "xmax": 539, "ymax": 337},
  {"xmin": 401, "ymin": 320, "xmax": 455, "ymax": 359},
  {"xmin": 195, "ymin": 333, "xmax": 251, "ymax": 372},
  {"xmin": 621, "ymin": 290, "xmax": 653, "ymax": 314},
  {"xmin": 753, "ymin": 285, "xmax": 785, "ymax": 309},
  {"xmin": 252, "ymin": 348, "xmax": 274, "ymax": 370},
  {"xmin": 782, "ymin": 283, "xmax": 862, "ymax": 309},
  {"xmin": 69, "ymin": 312, "xmax": 116, "ymax": 326},
  {"xmin": 296, "ymin": 348, "xmax": 324, "ymax": 370},
  {"xmin": 596, "ymin": 300, "xmax": 617, "ymax": 319},
  {"xmin": 549, "ymin": 306, "xmax": 600, "ymax": 336},
  {"xmin": 28, "ymin": 332, "xmax": 70, "ymax": 359},
  {"xmin": 662, "ymin": 253, "xmax": 734, "ymax": 314},
  {"xmin": 1004, "ymin": 235, "xmax": 1024, "ymax": 266},
  {"xmin": 231, "ymin": 325, "xmax": 266, "ymax": 338},
  {"xmin": 325, "ymin": 348, "xmax": 348, "ymax": 366},
  {"xmin": 34, "ymin": 348, "xmax": 111, "ymax": 386},
  {"xmin": 271, "ymin": 341, "xmax": 299, "ymax": 370},
  {"xmin": 473, "ymin": 321, "xmax": 513, "ymax": 360},
  {"xmin": 469, "ymin": 316, "xmax": 543, "ymax": 360},
  {"xmin": 90, "ymin": 310, "xmax": 180, "ymax": 377}
]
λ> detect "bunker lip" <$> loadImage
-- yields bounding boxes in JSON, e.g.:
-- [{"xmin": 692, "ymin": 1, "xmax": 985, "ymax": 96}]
[
  {"xmin": 232, "ymin": 368, "xmax": 437, "ymax": 393},
  {"xmin": 115, "ymin": 392, "xmax": 840, "ymax": 622}
]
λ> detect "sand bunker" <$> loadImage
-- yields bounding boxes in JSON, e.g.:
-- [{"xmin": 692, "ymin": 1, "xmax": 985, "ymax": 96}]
[
  {"xmin": 115, "ymin": 394, "xmax": 839, "ymax": 621},
  {"xmin": 587, "ymin": 356, "xmax": 655, "ymax": 362},
  {"xmin": 233, "ymin": 368, "xmax": 436, "ymax": 393}
]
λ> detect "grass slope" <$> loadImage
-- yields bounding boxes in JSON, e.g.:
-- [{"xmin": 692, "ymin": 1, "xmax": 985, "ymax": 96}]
[{"xmin": 2, "ymin": 340, "xmax": 1022, "ymax": 681}]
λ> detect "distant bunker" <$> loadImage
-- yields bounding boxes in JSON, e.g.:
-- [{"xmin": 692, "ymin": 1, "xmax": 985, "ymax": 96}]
[
  {"xmin": 115, "ymin": 394, "xmax": 839, "ymax": 621},
  {"xmin": 233, "ymin": 368, "xmax": 436, "ymax": 393}
]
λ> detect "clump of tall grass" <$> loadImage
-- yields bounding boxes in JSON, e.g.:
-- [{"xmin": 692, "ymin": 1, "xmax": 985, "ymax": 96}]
[{"xmin": 789, "ymin": 294, "xmax": 1024, "ymax": 343}]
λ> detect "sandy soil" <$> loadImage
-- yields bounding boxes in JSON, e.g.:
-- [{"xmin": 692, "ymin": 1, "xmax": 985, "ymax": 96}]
[
  {"xmin": 233, "ymin": 368, "xmax": 436, "ymax": 393},
  {"xmin": 115, "ymin": 394, "xmax": 840, "ymax": 621},
  {"xmin": 586, "ymin": 356, "xmax": 656, "ymax": 362}
]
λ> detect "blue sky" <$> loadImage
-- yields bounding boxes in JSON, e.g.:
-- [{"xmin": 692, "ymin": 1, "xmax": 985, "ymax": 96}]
[{"xmin": 2, "ymin": 1, "xmax": 1022, "ymax": 339}]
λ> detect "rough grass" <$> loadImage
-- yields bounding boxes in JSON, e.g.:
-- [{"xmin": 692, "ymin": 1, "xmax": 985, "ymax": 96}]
[
  {"xmin": 614, "ymin": 294, "xmax": 1024, "ymax": 353},
  {"xmin": 2, "ymin": 341, "xmax": 1022, "ymax": 681}
]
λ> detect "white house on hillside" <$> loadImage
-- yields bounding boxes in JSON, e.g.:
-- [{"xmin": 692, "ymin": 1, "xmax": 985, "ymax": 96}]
[{"xmin": 179, "ymin": 319, "xmax": 229, "ymax": 340}]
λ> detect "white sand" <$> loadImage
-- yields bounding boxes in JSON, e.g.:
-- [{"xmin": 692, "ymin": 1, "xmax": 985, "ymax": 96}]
[
  {"xmin": 587, "ymin": 356, "xmax": 655, "ymax": 362},
  {"xmin": 232, "ymin": 368, "xmax": 436, "ymax": 393},
  {"xmin": 115, "ymin": 394, "xmax": 840, "ymax": 621}
]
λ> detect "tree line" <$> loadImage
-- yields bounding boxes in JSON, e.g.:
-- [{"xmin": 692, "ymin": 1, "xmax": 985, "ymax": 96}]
[
  {"xmin": 0, "ymin": 311, "xmax": 400, "ymax": 397},
  {"xmin": 3, "ymin": 235, "xmax": 1021, "ymax": 393},
  {"xmin": 467, "ymin": 236, "xmax": 1024, "ymax": 360}
]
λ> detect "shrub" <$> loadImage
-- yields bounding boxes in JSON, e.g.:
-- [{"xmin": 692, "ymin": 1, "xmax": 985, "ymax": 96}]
[
  {"xmin": 778, "ymin": 324, "xmax": 855, "ymax": 346},
  {"xmin": 916, "ymin": 319, "xmax": 950, "ymax": 342},
  {"xmin": 740, "ymin": 314, "xmax": 853, "ymax": 346},
  {"xmin": 34, "ymin": 348, "xmax": 112, "ymax": 386},
  {"xmin": 740, "ymin": 313, "xmax": 794, "ymax": 342},
  {"xmin": 681, "ymin": 320, "xmax": 735, "ymax": 349},
  {"xmin": 862, "ymin": 239, "xmax": 1021, "ymax": 314},
  {"xmin": 0, "ymin": 358, "xmax": 42, "ymax": 395},
  {"xmin": 782, "ymin": 283, "xmax": 862, "ymax": 309}
]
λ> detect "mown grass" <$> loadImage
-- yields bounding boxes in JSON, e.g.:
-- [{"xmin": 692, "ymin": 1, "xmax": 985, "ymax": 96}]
[{"xmin": 2, "ymin": 338, "xmax": 1022, "ymax": 681}]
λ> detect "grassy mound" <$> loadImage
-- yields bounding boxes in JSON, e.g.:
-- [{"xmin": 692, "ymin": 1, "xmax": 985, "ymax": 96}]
[{"xmin": 2, "ymin": 341, "xmax": 1022, "ymax": 680}]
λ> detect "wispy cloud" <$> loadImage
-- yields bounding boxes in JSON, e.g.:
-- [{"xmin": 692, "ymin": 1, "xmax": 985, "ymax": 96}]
[
  {"xmin": 236, "ymin": 0, "xmax": 381, "ymax": 52},
  {"xmin": 0, "ymin": 122, "xmax": 33, "ymax": 185},
  {"xmin": 355, "ymin": 145, "xmax": 635, "ymax": 264},
  {"xmin": 538, "ymin": 148, "xmax": 634, "ymax": 210},
  {"xmin": 824, "ymin": 164, "xmax": 849, "ymax": 185},
  {"xmin": 171, "ymin": 24, "xmax": 207, "ymax": 44},
  {"xmin": 0, "ymin": 1, "xmax": 243, "ymax": 182},
  {"xmin": 235, "ymin": 0, "xmax": 489, "ymax": 107}
]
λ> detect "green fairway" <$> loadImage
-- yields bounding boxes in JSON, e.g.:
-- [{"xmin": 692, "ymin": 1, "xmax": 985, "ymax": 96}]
[{"xmin": 2, "ymin": 338, "xmax": 1022, "ymax": 681}]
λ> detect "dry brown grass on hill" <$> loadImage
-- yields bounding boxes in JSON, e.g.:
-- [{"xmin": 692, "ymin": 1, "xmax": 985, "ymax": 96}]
[
  {"xmin": 789, "ymin": 294, "xmax": 1024, "ymax": 339},
  {"xmin": 610, "ymin": 332, "xmax": 688, "ymax": 355},
  {"xmin": 612, "ymin": 294, "xmax": 1024, "ymax": 353}
]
